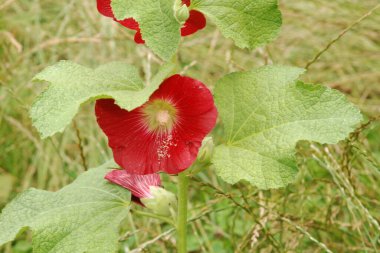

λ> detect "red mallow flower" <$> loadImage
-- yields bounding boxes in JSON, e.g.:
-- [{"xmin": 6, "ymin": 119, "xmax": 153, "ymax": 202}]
[
  {"xmin": 105, "ymin": 169, "xmax": 161, "ymax": 204},
  {"xmin": 96, "ymin": 75, "xmax": 217, "ymax": 175},
  {"xmin": 96, "ymin": 0, "xmax": 206, "ymax": 44}
]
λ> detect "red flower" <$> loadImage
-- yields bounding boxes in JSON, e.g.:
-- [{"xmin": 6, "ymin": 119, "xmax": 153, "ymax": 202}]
[
  {"xmin": 96, "ymin": 0, "xmax": 206, "ymax": 44},
  {"xmin": 105, "ymin": 169, "xmax": 161, "ymax": 204},
  {"xmin": 95, "ymin": 75, "xmax": 217, "ymax": 175}
]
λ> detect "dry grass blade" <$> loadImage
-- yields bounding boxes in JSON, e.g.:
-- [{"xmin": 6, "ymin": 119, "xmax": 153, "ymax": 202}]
[{"xmin": 305, "ymin": 3, "xmax": 380, "ymax": 69}]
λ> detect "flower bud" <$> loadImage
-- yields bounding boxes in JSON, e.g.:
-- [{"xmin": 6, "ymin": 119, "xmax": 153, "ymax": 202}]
[
  {"xmin": 141, "ymin": 186, "xmax": 177, "ymax": 216},
  {"xmin": 174, "ymin": 0, "xmax": 190, "ymax": 24},
  {"xmin": 197, "ymin": 137, "xmax": 214, "ymax": 165}
]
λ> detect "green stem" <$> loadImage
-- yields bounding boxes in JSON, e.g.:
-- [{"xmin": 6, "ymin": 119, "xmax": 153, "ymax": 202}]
[
  {"xmin": 132, "ymin": 210, "xmax": 175, "ymax": 226},
  {"xmin": 177, "ymin": 172, "xmax": 189, "ymax": 253},
  {"xmin": 127, "ymin": 211, "xmax": 140, "ymax": 245}
]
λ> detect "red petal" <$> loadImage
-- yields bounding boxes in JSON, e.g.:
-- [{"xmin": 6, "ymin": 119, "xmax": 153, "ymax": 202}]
[
  {"xmin": 117, "ymin": 18, "xmax": 145, "ymax": 44},
  {"xmin": 181, "ymin": 10, "xmax": 206, "ymax": 36},
  {"xmin": 133, "ymin": 30, "xmax": 145, "ymax": 44},
  {"xmin": 97, "ymin": 0, "xmax": 113, "ymax": 17},
  {"xmin": 95, "ymin": 75, "xmax": 218, "ymax": 175},
  {"xmin": 182, "ymin": 0, "xmax": 191, "ymax": 7},
  {"xmin": 105, "ymin": 169, "xmax": 161, "ymax": 199},
  {"xmin": 117, "ymin": 18, "xmax": 140, "ymax": 30}
]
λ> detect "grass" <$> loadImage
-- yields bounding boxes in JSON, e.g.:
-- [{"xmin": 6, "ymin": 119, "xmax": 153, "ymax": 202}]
[{"xmin": 1, "ymin": 0, "xmax": 380, "ymax": 252}]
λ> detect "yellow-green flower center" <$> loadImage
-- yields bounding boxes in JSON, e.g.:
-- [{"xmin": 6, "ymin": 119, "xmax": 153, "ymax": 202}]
[{"xmin": 142, "ymin": 99, "xmax": 177, "ymax": 133}]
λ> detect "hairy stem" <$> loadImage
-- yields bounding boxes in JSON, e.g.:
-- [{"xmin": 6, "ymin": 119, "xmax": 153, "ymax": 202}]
[
  {"xmin": 73, "ymin": 120, "xmax": 88, "ymax": 171},
  {"xmin": 127, "ymin": 211, "xmax": 140, "ymax": 245},
  {"xmin": 177, "ymin": 172, "xmax": 189, "ymax": 253},
  {"xmin": 131, "ymin": 210, "xmax": 175, "ymax": 226}
]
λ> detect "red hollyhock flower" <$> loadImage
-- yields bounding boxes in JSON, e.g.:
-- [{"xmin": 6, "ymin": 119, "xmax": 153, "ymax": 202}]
[
  {"xmin": 105, "ymin": 169, "xmax": 161, "ymax": 204},
  {"xmin": 96, "ymin": 0, "xmax": 206, "ymax": 44},
  {"xmin": 96, "ymin": 75, "xmax": 217, "ymax": 175}
]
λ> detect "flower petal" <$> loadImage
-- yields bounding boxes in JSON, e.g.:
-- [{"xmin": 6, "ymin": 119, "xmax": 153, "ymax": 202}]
[
  {"xmin": 105, "ymin": 169, "xmax": 161, "ymax": 199},
  {"xmin": 181, "ymin": 10, "xmax": 206, "ymax": 36},
  {"xmin": 117, "ymin": 18, "xmax": 145, "ymax": 44},
  {"xmin": 117, "ymin": 18, "xmax": 140, "ymax": 30},
  {"xmin": 182, "ymin": 0, "xmax": 191, "ymax": 7},
  {"xmin": 133, "ymin": 30, "xmax": 145, "ymax": 44},
  {"xmin": 97, "ymin": 0, "xmax": 113, "ymax": 18},
  {"xmin": 95, "ymin": 75, "xmax": 218, "ymax": 174}
]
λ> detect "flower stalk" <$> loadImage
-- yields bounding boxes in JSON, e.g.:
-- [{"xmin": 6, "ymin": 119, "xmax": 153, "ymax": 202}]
[
  {"xmin": 177, "ymin": 172, "xmax": 189, "ymax": 253},
  {"xmin": 131, "ymin": 209, "xmax": 175, "ymax": 226}
]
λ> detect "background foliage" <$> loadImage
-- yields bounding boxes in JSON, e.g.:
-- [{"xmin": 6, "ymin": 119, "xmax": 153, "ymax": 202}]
[{"xmin": 1, "ymin": 0, "xmax": 380, "ymax": 252}]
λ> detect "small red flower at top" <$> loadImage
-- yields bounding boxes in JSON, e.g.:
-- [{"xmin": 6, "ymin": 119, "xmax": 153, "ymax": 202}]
[
  {"xmin": 96, "ymin": 75, "xmax": 217, "ymax": 175},
  {"xmin": 96, "ymin": 0, "xmax": 206, "ymax": 44}
]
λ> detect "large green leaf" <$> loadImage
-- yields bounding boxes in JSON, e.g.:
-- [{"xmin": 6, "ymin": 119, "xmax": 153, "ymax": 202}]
[
  {"xmin": 111, "ymin": 0, "xmax": 181, "ymax": 61},
  {"xmin": 193, "ymin": 0, "xmax": 282, "ymax": 49},
  {"xmin": 111, "ymin": 0, "xmax": 282, "ymax": 59},
  {"xmin": 0, "ymin": 162, "xmax": 131, "ymax": 253},
  {"xmin": 213, "ymin": 66, "xmax": 362, "ymax": 189},
  {"xmin": 31, "ymin": 61, "xmax": 175, "ymax": 138}
]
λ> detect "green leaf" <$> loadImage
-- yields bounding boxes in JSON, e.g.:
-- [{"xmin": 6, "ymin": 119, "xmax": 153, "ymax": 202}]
[
  {"xmin": 0, "ymin": 173, "xmax": 14, "ymax": 204},
  {"xmin": 31, "ymin": 61, "xmax": 175, "ymax": 138},
  {"xmin": 0, "ymin": 162, "xmax": 131, "ymax": 253},
  {"xmin": 193, "ymin": 0, "xmax": 282, "ymax": 49},
  {"xmin": 213, "ymin": 66, "xmax": 362, "ymax": 189},
  {"xmin": 111, "ymin": 0, "xmax": 181, "ymax": 61},
  {"xmin": 111, "ymin": 0, "xmax": 281, "ymax": 58}
]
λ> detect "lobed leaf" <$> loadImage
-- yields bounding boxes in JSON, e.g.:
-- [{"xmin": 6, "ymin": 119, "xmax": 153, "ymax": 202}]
[
  {"xmin": 0, "ymin": 162, "xmax": 131, "ymax": 253},
  {"xmin": 213, "ymin": 65, "xmax": 362, "ymax": 189},
  {"xmin": 193, "ymin": 0, "xmax": 282, "ymax": 49},
  {"xmin": 31, "ymin": 61, "xmax": 175, "ymax": 138}
]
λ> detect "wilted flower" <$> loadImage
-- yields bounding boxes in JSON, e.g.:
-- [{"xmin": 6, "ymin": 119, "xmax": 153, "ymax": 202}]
[{"xmin": 105, "ymin": 169, "xmax": 176, "ymax": 216}]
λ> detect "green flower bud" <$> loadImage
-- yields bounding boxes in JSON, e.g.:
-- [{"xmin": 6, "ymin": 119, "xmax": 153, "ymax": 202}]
[
  {"xmin": 197, "ymin": 137, "xmax": 214, "ymax": 165},
  {"xmin": 173, "ymin": 0, "xmax": 190, "ymax": 24},
  {"xmin": 141, "ymin": 186, "xmax": 177, "ymax": 216}
]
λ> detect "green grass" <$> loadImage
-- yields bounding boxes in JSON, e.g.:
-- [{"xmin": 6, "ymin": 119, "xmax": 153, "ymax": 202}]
[{"xmin": 1, "ymin": 0, "xmax": 380, "ymax": 252}]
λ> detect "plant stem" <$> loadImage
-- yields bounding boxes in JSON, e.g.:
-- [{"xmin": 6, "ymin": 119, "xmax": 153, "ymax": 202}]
[
  {"xmin": 177, "ymin": 172, "xmax": 189, "ymax": 253},
  {"xmin": 132, "ymin": 210, "xmax": 175, "ymax": 226},
  {"xmin": 127, "ymin": 211, "xmax": 140, "ymax": 245},
  {"xmin": 73, "ymin": 120, "xmax": 88, "ymax": 171}
]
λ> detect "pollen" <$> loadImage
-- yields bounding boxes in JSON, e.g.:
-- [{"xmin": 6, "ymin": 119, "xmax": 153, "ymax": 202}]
[
  {"xmin": 142, "ymin": 99, "xmax": 178, "ymax": 133},
  {"xmin": 156, "ymin": 110, "xmax": 170, "ymax": 125}
]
